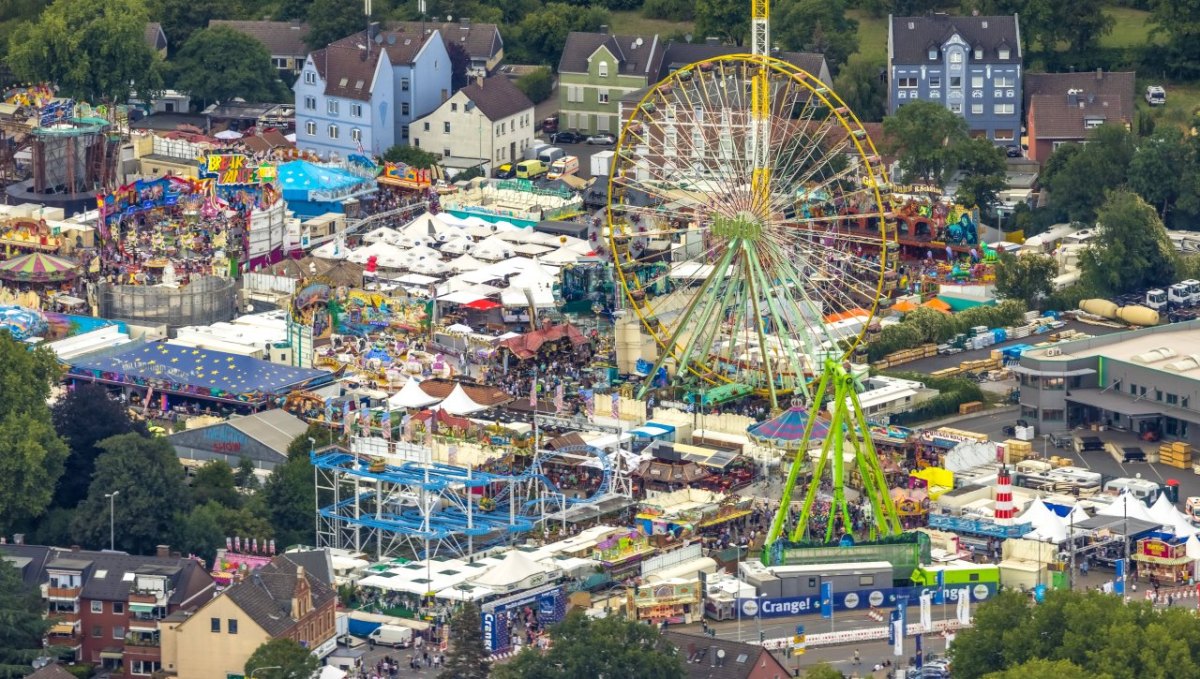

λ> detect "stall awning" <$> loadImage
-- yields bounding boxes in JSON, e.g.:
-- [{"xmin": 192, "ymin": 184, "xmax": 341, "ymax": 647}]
[
  {"xmin": 631, "ymin": 425, "xmax": 671, "ymax": 438},
  {"xmin": 49, "ymin": 622, "xmax": 76, "ymax": 635},
  {"xmin": 439, "ymin": 290, "xmax": 487, "ymax": 304},
  {"xmin": 464, "ymin": 298, "xmax": 501, "ymax": 311},
  {"xmin": 1009, "ymin": 365, "xmax": 1097, "ymax": 377},
  {"xmin": 129, "ymin": 603, "xmax": 156, "ymax": 613},
  {"xmin": 99, "ymin": 650, "xmax": 124, "ymax": 660}
]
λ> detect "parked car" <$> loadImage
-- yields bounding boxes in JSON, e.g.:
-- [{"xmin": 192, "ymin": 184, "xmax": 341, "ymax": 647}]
[
  {"xmin": 542, "ymin": 116, "xmax": 558, "ymax": 134},
  {"xmin": 1006, "ymin": 145, "xmax": 1022, "ymax": 158},
  {"xmin": 552, "ymin": 130, "xmax": 583, "ymax": 144},
  {"xmin": 494, "ymin": 162, "xmax": 515, "ymax": 179},
  {"xmin": 1146, "ymin": 85, "xmax": 1166, "ymax": 106},
  {"xmin": 586, "ymin": 133, "xmax": 616, "ymax": 145}
]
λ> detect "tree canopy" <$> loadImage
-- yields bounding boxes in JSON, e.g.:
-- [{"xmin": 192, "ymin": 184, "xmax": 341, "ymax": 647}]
[
  {"xmin": 245, "ymin": 638, "xmax": 320, "ymax": 679},
  {"xmin": 774, "ymin": 0, "xmax": 858, "ymax": 75},
  {"xmin": 492, "ymin": 610, "xmax": 686, "ymax": 679},
  {"xmin": 833, "ymin": 59, "xmax": 886, "ymax": 123},
  {"xmin": 994, "ymin": 252, "xmax": 1057, "ymax": 309},
  {"xmin": 954, "ymin": 137, "xmax": 1008, "ymax": 209},
  {"xmin": 286, "ymin": 422, "xmax": 335, "ymax": 460},
  {"xmin": 1043, "ymin": 124, "xmax": 1134, "ymax": 223},
  {"xmin": 383, "ymin": 144, "xmax": 442, "ymax": 169},
  {"xmin": 882, "ymin": 100, "xmax": 969, "ymax": 185},
  {"xmin": 0, "ymin": 558, "xmax": 49, "ymax": 677},
  {"xmin": 8, "ymin": 0, "xmax": 163, "ymax": 102},
  {"xmin": 517, "ymin": 67, "xmax": 555, "ymax": 105},
  {"xmin": 1080, "ymin": 189, "xmax": 1176, "ymax": 295},
  {"xmin": 72, "ymin": 433, "xmax": 190, "ymax": 554},
  {"xmin": 694, "ymin": 0, "xmax": 750, "ymax": 47},
  {"xmin": 0, "ymin": 333, "xmax": 67, "ymax": 534},
  {"xmin": 438, "ymin": 601, "xmax": 490, "ymax": 679},
  {"xmin": 950, "ymin": 588, "xmax": 1200, "ymax": 679},
  {"xmin": 261, "ymin": 455, "xmax": 316, "ymax": 548},
  {"xmin": 190, "ymin": 460, "xmax": 243, "ymax": 507},
  {"xmin": 173, "ymin": 26, "xmax": 289, "ymax": 105},
  {"xmin": 149, "ymin": 0, "xmax": 245, "ymax": 55},
  {"xmin": 508, "ymin": 2, "xmax": 609, "ymax": 65},
  {"xmin": 51, "ymin": 383, "xmax": 145, "ymax": 509}
]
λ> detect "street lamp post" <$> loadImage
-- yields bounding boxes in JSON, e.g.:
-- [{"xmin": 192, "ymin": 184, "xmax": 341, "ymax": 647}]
[
  {"xmin": 249, "ymin": 666, "xmax": 282, "ymax": 679},
  {"xmin": 104, "ymin": 491, "xmax": 119, "ymax": 551}
]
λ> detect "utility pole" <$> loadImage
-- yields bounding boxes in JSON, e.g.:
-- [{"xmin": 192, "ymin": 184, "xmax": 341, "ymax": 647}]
[{"xmin": 104, "ymin": 491, "xmax": 119, "ymax": 550}]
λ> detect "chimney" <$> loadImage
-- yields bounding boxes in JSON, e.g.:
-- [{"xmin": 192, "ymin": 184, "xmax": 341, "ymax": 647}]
[
  {"xmin": 13, "ymin": 533, "xmax": 23, "ymax": 545},
  {"xmin": 368, "ymin": 21, "xmax": 381, "ymax": 39},
  {"xmin": 599, "ymin": 24, "xmax": 609, "ymax": 34},
  {"xmin": 156, "ymin": 545, "xmax": 170, "ymax": 558},
  {"xmin": 476, "ymin": 75, "xmax": 484, "ymax": 89},
  {"xmin": 460, "ymin": 17, "xmax": 470, "ymax": 27},
  {"xmin": 1067, "ymin": 89, "xmax": 1078, "ymax": 106},
  {"xmin": 1096, "ymin": 67, "xmax": 1103, "ymax": 80},
  {"xmin": 706, "ymin": 37, "xmax": 721, "ymax": 46}
]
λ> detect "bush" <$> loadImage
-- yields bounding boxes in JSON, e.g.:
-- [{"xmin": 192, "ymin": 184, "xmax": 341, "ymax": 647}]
[
  {"xmin": 642, "ymin": 0, "xmax": 695, "ymax": 21},
  {"xmin": 866, "ymin": 300, "xmax": 1028, "ymax": 361},
  {"xmin": 884, "ymin": 371, "xmax": 986, "ymax": 425},
  {"xmin": 516, "ymin": 67, "xmax": 554, "ymax": 104},
  {"xmin": 63, "ymin": 664, "xmax": 95, "ymax": 679}
]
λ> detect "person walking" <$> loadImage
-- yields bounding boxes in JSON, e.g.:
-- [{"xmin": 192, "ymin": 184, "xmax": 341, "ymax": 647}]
[{"xmin": 853, "ymin": 649, "xmax": 861, "ymax": 665}]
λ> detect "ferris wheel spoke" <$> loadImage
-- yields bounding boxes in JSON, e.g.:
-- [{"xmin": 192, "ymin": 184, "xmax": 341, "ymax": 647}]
[
  {"xmin": 756, "ymin": 239, "xmax": 839, "ymax": 364},
  {"xmin": 744, "ymin": 245, "xmax": 814, "ymax": 396}
]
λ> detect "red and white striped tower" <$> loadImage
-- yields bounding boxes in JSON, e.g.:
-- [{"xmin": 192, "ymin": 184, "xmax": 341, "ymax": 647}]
[{"xmin": 994, "ymin": 465, "xmax": 1016, "ymax": 521}]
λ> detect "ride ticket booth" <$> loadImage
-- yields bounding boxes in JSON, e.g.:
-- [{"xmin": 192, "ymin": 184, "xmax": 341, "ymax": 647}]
[{"xmin": 1132, "ymin": 532, "xmax": 1194, "ymax": 584}]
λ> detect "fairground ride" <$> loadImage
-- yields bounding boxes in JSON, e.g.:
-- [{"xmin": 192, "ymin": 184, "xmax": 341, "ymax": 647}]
[{"xmin": 605, "ymin": 0, "xmax": 903, "ymax": 552}]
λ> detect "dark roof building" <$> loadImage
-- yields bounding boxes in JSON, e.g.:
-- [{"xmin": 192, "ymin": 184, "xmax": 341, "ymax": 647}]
[
  {"xmin": 559, "ymin": 32, "xmax": 666, "ymax": 78},
  {"xmin": 167, "ymin": 408, "xmax": 309, "ymax": 471},
  {"xmin": 222, "ymin": 555, "xmax": 336, "ymax": 636},
  {"xmin": 24, "ymin": 663, "xmax": 77, "ymax": 679},
  {"xmin": 459, "ymin": 76, "xmax": 534, "ymax": 121},
  {"xmin": 209, "ymin": 20, "xmax": 311, "ymax": 62},
  {"xmin": 144, "ymin": 22, "xmax": 168, "ymax": 57},
  {"xmin": 391, "ymin": 18, "xmax": 504, "ymax": 74},
  {"xmin": 657, "ymin": 42, "xmax": 832, "ymax": 86},
  {"xmin": 889, "ymin": 13, "xmax": 1020, "ymax": 64},
  {"xmin": 311, "ymin": 27, "xmax": 439, "ymax": 102},
  {"xmin": 1024, "ymin": 69, "xmax": 1136, "ymax": 163},
  {"xmin": 662, "ymin": 631, "xmax": 792, "ymax": 679}
]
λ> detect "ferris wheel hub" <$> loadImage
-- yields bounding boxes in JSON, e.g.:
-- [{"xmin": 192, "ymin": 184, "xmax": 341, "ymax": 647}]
[{"xmin": 711, "ymin": 212, "xmax": 764, "ymax": 241}]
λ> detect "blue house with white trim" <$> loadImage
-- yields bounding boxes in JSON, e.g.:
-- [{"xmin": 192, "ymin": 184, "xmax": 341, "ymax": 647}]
[
  {"xmin": 294, "ymin": 23, "xmax": 451, "ymax": 159},
  {"xmin": 887, "ymin": 14, "xmax": 1022, "ymax": 145}
]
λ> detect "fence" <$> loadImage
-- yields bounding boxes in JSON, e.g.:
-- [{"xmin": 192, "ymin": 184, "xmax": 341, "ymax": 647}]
[{"xmin": 97, "ymin": 276, "xmax": 236, "ymax": 331}]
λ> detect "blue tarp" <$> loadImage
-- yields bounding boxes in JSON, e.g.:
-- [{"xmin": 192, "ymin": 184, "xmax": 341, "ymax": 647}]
[{"xmin": 276, "ymin": 160, "xmax": 369, "ymax": 201}]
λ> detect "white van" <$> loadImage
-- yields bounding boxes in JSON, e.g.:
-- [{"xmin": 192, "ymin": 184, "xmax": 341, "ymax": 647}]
[
  {"xmin": 537, "ymin": 146, "xmax": 565, "ymax": 165},
  {"xmin": 369, "ymin": 624, "xmax": 414, "ymax": 648},
  {"xmin": 1146, "ymin": 86, "xmax": 1166, "ymax": 106}
]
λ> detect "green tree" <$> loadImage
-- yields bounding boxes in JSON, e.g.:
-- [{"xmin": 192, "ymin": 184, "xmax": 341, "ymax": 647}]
[
  {"xmin": 173, "ymin": 26, "xmax": 288, "ymax": 106},
  {"xmin": 994, "ymin": 252, "xmax": 1057, "ymax": 309},
  {"xmin": 448, "ymin": 41, "xmax": 471, "ymax": 92},
  {"xmin": 51, "ymin": 383, "xmax": 146, "ymax": 509},
  {"xmin": 7, "ymin": 0, "xmax": 163, "ymax": 102},
  {"xmin": 0, "ymin": 333, "xmax": 67, "ymax": 533},
  {"xmin": 642, "ymin": 0, "xmax": 695, "ymax": 21},
  {"xmin": 832, "ymin": 59, "xmax": 886, "ymax": 122},
  {"xmin": 804, "ymin": 664, "xmax": 845, "ymax": 679},
  {"xmin": 305, "ymin": 0, "xmax": 366, "ymax": 49},
  {"xmin": 1128, "ymin": 126, "xmax": 1193, "ymax": 223},
  {"xmin": 882, "ymin": 100, "xmax": 969, "ymax": 185},
  {"xmin": 177, "ymin": 500, "xmax": 273, "ymax": 565},
  {"xmin": 983, "ymin": 658, "xmax": 1101, "ymax": 679},
  {"xmin": 439, "ymin": 601, "xmax": 490, "ymax": 679},
  {"xmin": 516, "ymin": 67, "xmax": 554, "ymax": 104},
  {"xmin": 1080, "ymin": 190, "xmax": 1176, "ymax": 295},
  {"xmin": 694, "ymin": 0, "xmax": 749, "ymax": 46},
  {"xmin": 149, "ymin": 0, "xmax": 242, "ymax": 55},
  {"xmin": 511, "ymin": 2, "xmax": 609, "ymax": 65},
  {"xmin": 245, "ymin": 638, "xmax": 319, "ymax": 679},
  {"xmin": 190, "ymin": 460, "xmax": 242, "ymax": 508},
  {"xmin": 285, "ymin": 422, "xmax": 335, "ymax": 460},
  {"xmin": 492, "ymin": 610, "xmax": 685, "ymax": 679},
  {"xmin": 954, "ymin": 137, "xmax": 1008, "ymax": 209},
  {"xmin": 1151, "ymin": 0, "xmax": 1200, "ymax": 79},
  {"xmin": 261, "ymin": 457, "xmax": 315, "ymax": 548},
  {"xmin": 72, "ymin": 434, "xmax": 190, "ymax": 554},
  {"xmin": 0, "ymin": 558, "xmax": 49, "ymax": 676},
  {"xmin": 383, "ymin": 144, "xmax": 442, "ymax": 169},
  {"xmin": 774, "ymin": 0, "xmax": 858, "ymax": 74},
  {"xmin": 1045, "ymin": 124, "xmax": 1133, "ymax": 223},
  {"xmin": 234, "ymin": 456, "xmax": 261, "ymax": 490}
]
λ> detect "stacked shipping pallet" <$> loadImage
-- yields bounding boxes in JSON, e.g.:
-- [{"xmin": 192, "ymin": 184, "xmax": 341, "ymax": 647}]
[{"xmin": 1160, "ymin": 441, "xmax": 1193, "ymax": 469}]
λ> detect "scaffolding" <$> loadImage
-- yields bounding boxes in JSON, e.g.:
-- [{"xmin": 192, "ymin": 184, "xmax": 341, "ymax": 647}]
[{"xmin": 313, "ymin": 440, "xmax": 630, "ymax": 560}]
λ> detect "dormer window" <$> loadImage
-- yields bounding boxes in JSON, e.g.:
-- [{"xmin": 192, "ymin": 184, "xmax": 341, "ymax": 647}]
[
  {"xmin": 998, "ymin": 47, "xmax": 1010, "ymax": 60},
  {"xmin": 598, "ymin": 61, "xmax": 609, "ymax": 77},
  {"xmin": 928, "ymin": 48, "xmax": 938, "ymax": 60},
  {"xmin": 974, "ymin": 47, "xmax": 982, "ymax": 60},
  {"xmin": 949, "ymin": 52, "xmax": 963, "ymax": 64}
]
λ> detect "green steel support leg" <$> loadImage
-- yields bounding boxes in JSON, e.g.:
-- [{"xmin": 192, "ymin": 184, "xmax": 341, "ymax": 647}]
[
  {"xmin": 765, "ymin": 362, "xmax": 833, "ymax": 545},
  {"xmin": 790, "ymin": 420, "xmax": 837, "ymax": 543},
  {"xmin": 849, "ymin": 384, "xmax": 903, "ymax": 536}
]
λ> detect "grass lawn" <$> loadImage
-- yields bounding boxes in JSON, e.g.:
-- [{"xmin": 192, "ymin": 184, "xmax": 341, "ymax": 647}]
[
  {"xmin": 608, "ymin": 10, "xmax": 694, "ymax": 37},
  {"xmin": 1139, "ymin": 82, "xmax": 1200, "ymax": 131},
  {"xmin": 1100, "ymin": 7, "xmax": 1159, "ymax": 48},
  {"xmin": 848, "ymin": 9, "xmax": 888, "ymax": 66}
]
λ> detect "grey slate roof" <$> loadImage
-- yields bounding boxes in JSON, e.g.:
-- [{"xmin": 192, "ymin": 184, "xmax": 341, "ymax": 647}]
[
  {"xmin": 558, "ymin": 32, "xmax": 664, "ymax": 80},
  {"xmin": 313, "ymin": 27, "xmax": 440, "ymax": 101},
  {"xmin": 209, "ymin": 20, "xmax": 311, "ymax": 58},
  {"xmin": 662, "ymin": 631, "xmax": 787, "ymax": 679},
  {"xmin": 391, "ymin": 20, "xmax": 502, "ymax": 62},
  {"xmin": 460, "ymin": 76, "xmax": 533, "ymax": 121},
  {"xmin": 144, "ymin": 23, "xmax": 167, "ymax": 53},
  {"xmin": 227, "ymin": 408, "xmax": 309, "ymax": 456},
  {"xmin": 281, "ymin": 549, "xmax": 335, "ymax": 586},
  {"xmin": 0, "ymin": 544, "xmax": 212, "ymax": 605},
  {"xmin": 890, "ymin": 14, "xmax": 1020, "ymax": 64},
  {"xmin": 222, "ymin": 554, "xmax": 336, "ymax": 637},
  {"xmin": 657, "ymin": 42, "xmax": 829, "ymax": 84}
]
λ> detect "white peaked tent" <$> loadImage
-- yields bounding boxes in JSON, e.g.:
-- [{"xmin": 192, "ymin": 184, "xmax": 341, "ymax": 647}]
[
  {"xmin": 447, "ymin": 254, "xmax": 486, "ymax": 273},
  {"xmin": 436, "ymin": 212, "xmax": 468, "ymax": 227},
  {"xmin": 389, "ymin": 378, "xmax": 442, "ymax": 409},
  {"xmin": 471, "ymin": 550, "xmax": 554, "ymax": 591},
  {"xmin": 474, "ymin": 236, "xmax": 515, "ymax": 261},
  {"xmin": 438, "ymin": 384, "xmax": 487, "ymax": 415},
  {"xmin": 440, "ymin": 236, "xmax": 475, "ymax": 255},
  {"xmin": 541, "ymin": 247, "xmax": 582, "ymax": 265},
  {"xmin": 1018, "ymin": 498, "xmax": 1067, "ymax": 543},
  {"xmin": 363, "ymin": 226, "xmax": 401, "ymax": 244},
  {"xmin": 1098, "ymin": 492, "xmax": 1158, "ymax": 524},
  {"xmin": 1187, "ymin": 534, "xmax": 1200, "ymax": 559},
  {"xmin": 1149, "ymin": 493, "xmax": 1198, "ymax": 536},
  {"xmin": 1066, "ymin": 503, "xmax": 1091, "ymax": 536},
  {"xmin": 408, "ymin": 257, "xmax": 449, "ymax": 276}
]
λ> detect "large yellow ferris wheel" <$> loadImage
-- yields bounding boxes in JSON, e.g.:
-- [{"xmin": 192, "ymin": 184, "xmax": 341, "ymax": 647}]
[{"xmin": 604, "ymin": 0, "xmax": 903, "ymax": 545}]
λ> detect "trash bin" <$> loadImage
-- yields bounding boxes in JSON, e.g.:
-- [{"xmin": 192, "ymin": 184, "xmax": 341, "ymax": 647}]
[{"xmin": 1165, "ymin": 479, "xmax": 1180, "ymax": 503}]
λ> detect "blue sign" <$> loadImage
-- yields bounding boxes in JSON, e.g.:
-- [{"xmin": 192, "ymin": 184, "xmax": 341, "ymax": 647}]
[
  {"xmin": 933, "ymin": 569, "xmax": 945, "ymax": 605},
  {"xmin": 481, "ymin": 585, "xmax": 566, "ymax": 653},
  {"xmin": 796, "ymin": 624, "xmax": 805, "ymax": 636},
  {"xmin": 1034, "ymin": 584, "xmax": 1047, "ymax": 603},
  {"xmin": 898, "ymin": 597, "xmax": 908, "ymax": 635},
  {"xmin": 888, "ymin": 609, "xmax": 899, "ymax": 645},
  {"xmin": 820, "ymin": 582, "xmax": 833, "ymax": 619},
  {"xmin": 750, "ymin": 583, "xmax": 997, "ymax": 619},
  {"xmin": 929, "ymin": 514, "xmax": 1033, "ymax": 538},
  {"xmin": 1115, "ymin": 559, "xmax": 1126, "ymax": 596}
]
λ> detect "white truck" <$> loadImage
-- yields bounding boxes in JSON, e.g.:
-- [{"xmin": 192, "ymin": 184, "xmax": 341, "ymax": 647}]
[
  {"xmin": 590, "ymin": 150, "xmax": 614, "ymax": 178},
  {"xmin": 1182, "ymin": 279, "xmax": 1200, "ymax": 305},
  {"xmin": 1169, "ymin": 283, "xmax": 1193, "ymax": 307},
  {"xmin": 1146, "ymin": 288, "xmax": 1168, "ymax": 311},
  {"xmin": 368, "ymin": 624, "xmax": 414, "ymax": 648}
]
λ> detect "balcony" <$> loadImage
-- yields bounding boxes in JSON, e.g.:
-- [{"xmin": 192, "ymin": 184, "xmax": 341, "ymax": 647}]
[
  {"xmin": 127, "ymin": 592, "xmax": 162, "ymax": 605},
  {"xmin": 124, "ymin": 634, "xmax": 161, "ymax": 649},
  {"xmin": 41, "ymin": 584, "xmax": 81, "ymax": 600},
  {"xmin": 48, "ymin": 611, "xmax": 81, "ymax": 624}
]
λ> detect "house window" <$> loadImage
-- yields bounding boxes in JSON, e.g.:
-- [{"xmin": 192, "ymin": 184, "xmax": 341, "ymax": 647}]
[
  {"xmin": 401, "ymin": 77, "xmax": 410, "ymax": 91},
  {"xmin": 971, "ymin": 104, "xmax": 984, "ymax": 115},
  {"xmin": 401, "ymin": 102, "xmax": 410, "ymax": 116},
  {"xmin": 92, "ymin": 601, "xmax": 103, "ymax": 613},
  {"xmin": 974, "ymin": 48, "xmax": 982, "ymax": 60},
  {"xmin": 304, "ymin": 71, "xmax": 316, "ymax": 85},
  {"xmin": 598, "ymin": 91, "xmax": 609, "ymax": 104},
  {"xmin": 897, "ymin": 77, "xmax": 917, "ymax": 88},
  {"xmin": 451, "ymin": 103, "xmax": 458, "ymax": 112},
  {"xmin": 443, "ymin": 148, "xmax": 451, "ymax": 157},
  {"xmin": 994, "ymin": 103, "xmax": 1015, "ymax": 115},
  {"xmin": 92, "ymin": 625, "xmax": 102, "ymax": 638},
  {"xmin": 351, "ymin": 128, "xmax": 362, "ymax": 141},
  {"xmin": 1168, "ymin": 393, "xmax": 1179, "ymax": 405},
  {"xmin": 999, "ymin": 48, "xmax": 1011, "ymax": 59},
  {"xmin": 228, "ymin": 619, "xmax": 238, "ymax": 634},
  {"xmin": 949, "ymin": 102, "xmax": 962, "ymax": 113},
  {"xmin": 113, "ymin": 625, "xmax": 125, "ymax": 640},
  {"xmin": 304, "ymin": 96, "xmax": 316, "ymax": 111},
  {"xmin": 929, "ymin": 76, "xmax": 941, "ymax": 88},
  {"xmin": 305, "ymin": 121, "xmax": 316, "ymax": 136},
  {"xmin": 993, "ymin": 129, "xmax": 1016, "ymax": 141},
  {"xmin": 1042, "ymin": 409, "xmax": 1065, "ymax": 421},
  {"xmin": 950, "ymin": 52, "xmax": 963, "ymax": 64},
  {"xmin": 211, "ymin": 618, "xmax": 220, "ymax": 633},
  {"xmin": 995, "ymin": 76, "xmax": 1015, "ymax": 88},
  {"xmin": 113, "ymin": 602, "xmax": 124, "ymax": 614},
  {"xmin": 928, "ymin": 48, "xmax": 938, "ymax": 60},
  {"xmin": 950, "ymin": 76, "xmax": 961, "ymax": 88},
  {"xmin": 1084, "ymin": 118, "xmax": 1105, "ymax": 129},
  {"xmin": 971, "ymin": 76, "xmax": 984, "ymax": 88},
  {"xmin": 598, "ymin": 61, "xmax": 608, "ymax": 77},
  {"xmin": 327, "ymin": 100, "xmax": 338, "ymax": 115},
  {"xmin": 351, "ymin": 103, "xmax": 363, "ymax": 117},
  {"xmin": 328, "ymin": 124, "xmax": 339, "ymax": 139},
  {"xmin": 444, "ymin": 121, "xmax": 451, "ymax": 134},
  {"xmin": 401, "ymin": 124, "xmax": 409, "ymax": 137}
]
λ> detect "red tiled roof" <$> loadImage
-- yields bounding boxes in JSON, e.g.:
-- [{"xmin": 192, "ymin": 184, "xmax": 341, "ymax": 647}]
[
  {"xmin": 499, "ymin": 323, "xmax": 589, "ymax": 360},
  {"xmin": 412, "ymin": 408, "xmax": 473, "ymax": 430}
]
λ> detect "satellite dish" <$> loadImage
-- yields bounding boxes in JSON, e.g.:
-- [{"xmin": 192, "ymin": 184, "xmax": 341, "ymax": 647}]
[
  {"xmin": 636, "ymin": 37, "xmax": 644, "ymax": 46},
  {"xmin": 716, "ymin": 650, "xmax": 726, "ymax": 659},
  {"xmin": 685, "ymin": 34, "xmax": 693, "ymax": 43},
  {"xmin": 447, "ymin": 14, "xmax": 453, "ymax": 21},
  {"xmin": 387, "ymin": 35, "xmax": 396, "ymax": 45},
  {"xmin": 374, "ymin": 34, "xmax": 383, "ymax": 44}
]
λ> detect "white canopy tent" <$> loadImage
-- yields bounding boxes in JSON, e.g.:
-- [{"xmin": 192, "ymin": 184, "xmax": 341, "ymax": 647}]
[
  {"xmin": 388, "ymin": 378, "xmax": 442, "ymax": 409},
  {"xmin": 362, "ymin": 226, "xmax": 401, "ymax": 244},
  {"xmin": 1149, "ymin": 493, "xmax": 1198, "ymax": 536},
  {"xmin": 1098, "ymin": 492, "xmax": 1158, "ymax": 524},
  {"xmin": 441, "ymin": 236, "xmax": 475, "ymax": 255},
  {"xmin": 473, "ymin": 236, "xmax": 516, "ymax": 261},
  {"xmin": 447, "ymin": 253, "xmax": 486, "ymax": 273},
  {"xmin": 469, "ymin": 550, "xmax": 558, "ymax": 593},
  {"xmin": 438, "ymin": 384, "xmax": 488, "ymax": 415}
]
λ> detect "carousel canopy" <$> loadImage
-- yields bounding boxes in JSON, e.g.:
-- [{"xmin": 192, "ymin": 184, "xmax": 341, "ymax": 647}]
[
  {"xmin": 437, "ymin": 383, "xmax": 488, "ymax": 415},
  {"xmin": 747, "ymin": 406, "xmax": 832, "ymax": 447},
  {"xmin": 0, "ymin": 252, "xmax": 80, "ymax": 282},
  {"xmin": 388, "ymin": 378, "xmax": 442, "ymax": 409}
]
